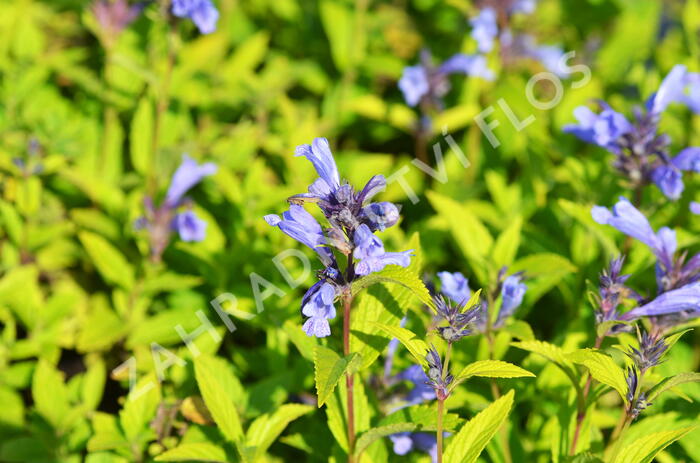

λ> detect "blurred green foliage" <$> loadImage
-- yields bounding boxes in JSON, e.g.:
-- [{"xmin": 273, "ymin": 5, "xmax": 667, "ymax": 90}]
[{"xmin": 0, "ymin": 0, "xmax": 699, "ymax": 462}]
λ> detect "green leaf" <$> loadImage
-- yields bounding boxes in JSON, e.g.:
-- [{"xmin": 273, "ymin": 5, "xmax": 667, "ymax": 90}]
[
  {"xmin": 568, "ymin": 349, "xmax": 628, "ymax": 401},
  {"xmin": 130, "ymin": 97, "xmax": 153, "ymax": 175},
  {"xmin": 379, "ymin": 404, "xmax": 462, "ymax": 432},
  {"xmin": 645, "ymin": 372, "xmax": 700, "ymax": 403},
  {"xmin": 611, "ymin": 426, "xmax": 696, "ymax": 463},
  {"xmin": 502, "ymin": 320, "xmax": 535, "ymax": 341},
  {"xmin": 453, "ymin": 360, "xmax": 534, "ymax": 388},
  {"xmin": 427, "ymin": 191, "xmax": 493, "ymax": 283},
  {"xmin": 154, "ymin": 443, "xmax": 228, "ymax": 462},
  {"xmin": 511, "ymin": 340, "xmax": 580, "ymax": 390},
  {"xmin": 443, "ymin": 390, "xmax": 515, "ymax": 463},
  {"xmin": 350, "ymin": 264, "xmax": 433, "ymax": 310},
  {"xmin": 245, "ymin": 404, "xmax": 314, "ymax": 460},
  {"xmin": 314, "ymin": 345, "xmax": 360, "ymax": 407},
  {"xmin": 354, "ymin": 423, "xmax": 417, "ymax": 457},
  {"xmin": 373, "ymin": 323, "xmax": 429, "ymax": 366},
  {"xmin": 32, "ymin": 359, "xmax": 69, "ymax": 430},
  {"xmin": 194, "ymin": 355, "xmax": 244, "ymax": 444},
  {"xmin": 119, "ymin": 373, "xmax": 161, "ymax": 442},
  {"xmin": 319, "ymin": 0, "xmax": 363, "ymax": 72},
  {"xmin": 78, "ymin": 231, "xmax": 134, "ymax": 290},
  {"xmin": 493, "ymin": 216, "xmax": 522, "ymax": 268},
  {"xmin": 596, "ymin": 320, "xmax": 631, "ymax": 339}
]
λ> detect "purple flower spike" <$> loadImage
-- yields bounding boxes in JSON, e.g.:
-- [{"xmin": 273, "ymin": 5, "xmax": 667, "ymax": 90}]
[
  {"xmin": 470, "ymin": 7, "xmax": 498, "ymax": 53},
  {"xmin": 439, "ymin": 54, "xmax": 495, "ymax": 81},
  {"xmin": 166, "ymin": 155, "xmax": 217, "ymax": 206},
  {"xmin": 174, "ymin": 210, "xmax": 207, "ymax": 242},
  {"xmin": 437, "ymin": 271, "xmax": 471, "ymax": 305},
  {"xmin": 651, "ymin": 165, "xmax": 684, "ymax": 200},
  {"xmin": 172, "ymin": 0, "xmax": 219, "ymax": 34},
  {"xmin": 301, "ymin": 282, "xmax": 337, "ymax": 337},
  {"xmin": 353, "ymin": 224, "xmax": 385, "ymax": 259}
]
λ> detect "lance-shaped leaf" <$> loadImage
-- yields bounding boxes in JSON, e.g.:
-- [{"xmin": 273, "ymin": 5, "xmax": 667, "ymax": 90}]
[
  {"xmin": 245, "ymin": 404, "xmax": 314, "ymax": 460},
  {"xmin": 379, "ymin": 403, "xmax": 462, "ymax": 432},
  {"xmin": 443, "ymin": 390, "xmax": 515, "ymax": 463},
  {"xmin": 373, "ymin": 323, "xmax": 429, "ymax": 366},
  {"xmin": 568, "ymin": 349, "xmax": 628, "ymax": 402},
  {"xmin": 351, "ymin": 264, "xmax": 433, "ymax": 310},
  {"xmin": 452, "ymin": 360, "xmax": 535, "ymax": 390},
  {"xmin": 511, "ymin": 340, "xmax": 580, "ymax": 391},
  {"xmin": 314, "ymin": 345, "xmax": 360, "ymax": 407},
  {"xmin": 194, "ymin": 356, "xmax": 244, "ymax": 444},
  {"xmin": 645, "ymin": 372, "xmax": 700, "ymax": 403},
  {"xmin": 353, "ymin": 423, "xmax": 417, "ymax": 457},
  {"xmin": 154, "ymin": 443, "xmax": 228, "ymax": 462},
  {"xmin": 611, "ymin": 426, "xmax": 696, "ymax": 463}
]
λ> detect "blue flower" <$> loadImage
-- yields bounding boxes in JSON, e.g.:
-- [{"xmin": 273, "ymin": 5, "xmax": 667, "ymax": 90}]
[
  {"xmin": 294, "ymin": 138, "xmax": 341, "ymax": 200},
  {"xmin": 361, "ymin": 202, "xmax": 399, "ymax": 232},
  {"xmin": 301, "ymin": 281, "xmax": 337, "ymax": 337},
  {"xmin": 497, "ymin": 274, "xmax": 527, "ymax": 324},
  {"xmin": 650, "ymin": 147, "xmax": 700, "ymax": 200},
  {"xmin": 397, "ymin": 365, "xmax": 436, "ymax": 405},
  {"xmin": 398, "ymin": 52, "xmax": 494, "ymax": 107},
  {"xmin": 510, "ymin": 0, "xmax": 536, "ymax": 14},
  {"xmin": 174, "ymin": 210, "xmax": 207, "ymax": 242},
  {"xmin": 172, "ymin": 0, "xmax": 219, "ymax": 34},
  {"xmin": 437, "ymin": 271, "xmax": 471, "ymax": 305},
  {"xmin": 648, "ymin": 65, "xmax": 700, "ymax": 115},
  {"xmin": 691, "ymin": 202, "xmax": 700, "ymax": 215},
  {"xmin": 389, "ymin": 432, "xmax": 438, "ymax": 462},
  {"xmin": 264, "ymin": 205, "xmax": 335, "ymax": 267},
  {"xmin": 592, "ymin": 198, "xmax": 676, "ymax": 269},
  {"xmin": 166, "ymin": 155, "xmax": 217, "ymax": 206},
  {"xmin": 398, "ymin": 65, "xmax": 430, "ymax": 107},
  {"xmin": 470, "ymin": 7, "xmax": 498, "ymax": 53},
  {"xmin": 563, "ymin": 105, "xmax": 632, "ymax": 153},
  {"xmin": 622, "ymin": 282, "xmax": 700, "ymax": 320},
  {"xmin": 530, "ymin": 44, "xmax": 568, "ymax": 77},
  {"xmin": 353, "ymin": 224, "xmax": 412, "ymax": 276}
]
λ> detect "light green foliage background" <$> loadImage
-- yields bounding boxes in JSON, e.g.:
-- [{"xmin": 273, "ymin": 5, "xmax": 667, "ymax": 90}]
[{"xmin": 0, "ymin": 0, "xmax": 699, "ymax": 462}]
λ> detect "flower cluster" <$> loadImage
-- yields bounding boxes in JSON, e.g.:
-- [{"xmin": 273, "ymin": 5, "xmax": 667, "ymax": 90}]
[
  {"xmin": 172, "ymin": 0, "xmax": 219, "ymax": 34},
  {"xmin": 565, "ymin": 65, "xmax": 700, "ymax": 200},
  {"xmin": 137, "ymin": 155, "xmax": 216, "ymax": 261},
  {"xmin": 591, "ymin": 198, "xmax": 700, "ymax": 328},
  {"xmin": 425, "ymin": 346, "xmax": 453, "ymax": 400},
  {"xmin": 398, "ymin": 49, "xmax": 494, "ymax": 109},
  {"xmin": 265, "ymin": 138, "xmax": 412, "ymax": 337},
  {"xmin": 623, "ymin": 329, "xmax": 671, "ymax": 420},
  {"xmin": 470, "ymin": 1, "xmax": 570, "ymax": 77},
  {"xmin": 437, "ymin": 269, "xmax": 527, "ymax": 333}
]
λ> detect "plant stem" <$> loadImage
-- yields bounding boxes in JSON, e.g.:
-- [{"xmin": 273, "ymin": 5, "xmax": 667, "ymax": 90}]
[
  {"xmin": 569, "ymin": 335, "xmax": 603, "ymax": 455},
  {"xmin": 150, "ymin": 22, "xmax": 177, "ymax": 195},
  {"xmin": 437, "ymin": 397, "xmax": 445, "ymax": 463},
  {"xmin": 343, "ymin": 292, "xmax": 355, "ymax": 463}
]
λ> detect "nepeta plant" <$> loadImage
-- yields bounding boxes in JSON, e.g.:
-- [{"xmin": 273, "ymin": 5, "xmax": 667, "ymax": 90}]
[
  {"xmin": 137, "ymin": 155, "xmax": 217, "ymax": 261},
  {"xmin": 265, "ymin": 137, "xmax": 411, "ymax": 461},
  {"xmin": 565, "ymin": 65, "xmax": 700, "ymax": 200}
]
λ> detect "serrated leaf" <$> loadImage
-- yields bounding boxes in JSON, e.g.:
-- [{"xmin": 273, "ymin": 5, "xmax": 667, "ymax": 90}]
[
  {"xmin": 453, "ymin": 360, "xmax": 534, "ymax": 388},
  {"xmin": 373, "ymin": 323, "xmax": 429, "ymax": 366},
  {"xmin": 245, "ymin": 404, "xmax": 314, "ymax": 460},
  {"xmin": 379, "ymin": 404, "xmax": 462, "ymax": 432},
  {"xmin": 645, "ymin": 372, "xmax": 700, "ymax": 403},
  {"xmin": 511, "ymin": 340, "xmax": 580, "ymax": 390},
  {"xmin": 351, "ymin": 264, "xmax": 433, "ymax": 310},
  {"xmin": 194, "ymin": 356, "xmax": 244, "ymax": 444},
  {"xmin": 443, "ymin": 390, "xmax": 515, "ymax": 463},
  {"xmin": 502, "ymin": 320, "xmax": 534, "ymax": 341},
  {"xmin": 568, "ymin": 349, "xmax": 628, "ymax": 401},
  {"xmin": 611, "ymin": 426, "xmax": 696, "ymax": 463},
  {"xmin": 154, "ymin": 443, "xmax": 228, "ymax": 462},
  {"xmin": 354, "ymin": 423, "xmax": 417, "ymax": 457},
  {"xmin": 78, "ymin": 231, "xmax": 134, "ymax": 290},
  {"xmin": 314, "ymin": 346, "xmax": 360, "ymax": 407},
  {"xmin": 130, "ymin": 97, "xmax": 153, "ymax": 175},
  {"xmin": 597, "ymin": 320, "xmax": 631, "ymax": 339}
]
